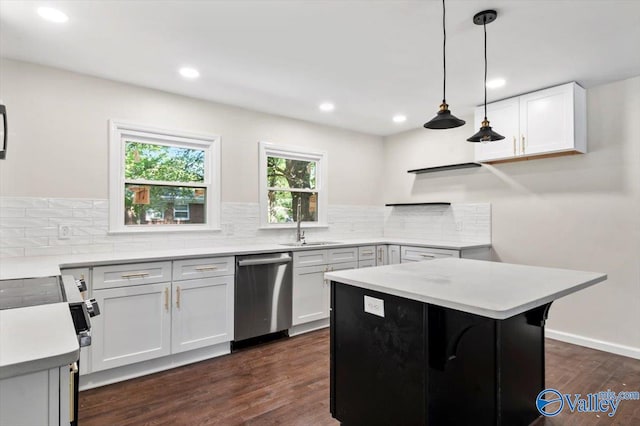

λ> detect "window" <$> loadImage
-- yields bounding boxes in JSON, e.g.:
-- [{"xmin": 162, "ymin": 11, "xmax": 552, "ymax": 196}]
[
  {"xmin": 259, "ymin": 141, "xmax": 327, "ymax": 228},
  {"xmin": 109, "ymin": 121, "xmax": 220, "ymax": 233}
]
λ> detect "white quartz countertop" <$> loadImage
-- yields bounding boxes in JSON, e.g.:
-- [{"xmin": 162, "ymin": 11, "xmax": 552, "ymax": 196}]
[
  {"xmin": 0, "ymin": 303, "xmax": 79, "ymax": 380},
  {"xmin": 0, "ymin": 238, "xmax": 490, "ymax": 280},
  {"xmin": 0, "ymin": 238, "xmax": 489, "ymax": 379},
  {"xmin": 325, "ymin": 258, "xmax": 607, "ymax": 319}
]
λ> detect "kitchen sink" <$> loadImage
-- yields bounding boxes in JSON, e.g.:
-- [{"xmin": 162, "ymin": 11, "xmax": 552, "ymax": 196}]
[{"xmin": 279, "ymin": 241, "xmax": 340, "ymax": 247}]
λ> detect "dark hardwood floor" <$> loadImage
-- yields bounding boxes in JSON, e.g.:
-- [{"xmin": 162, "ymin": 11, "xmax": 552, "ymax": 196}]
[{"xmin": 79, "ymin": 329, "xmax": 640, "ymax": 425}]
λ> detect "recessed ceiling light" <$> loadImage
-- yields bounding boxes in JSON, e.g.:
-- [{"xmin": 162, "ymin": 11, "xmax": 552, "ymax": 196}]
[
  {"xmin": 318, "ymin": 102, "xmax": 335, "ymax": 112},
  {"xmin": 392, "ymin": 115, "xmax": 407, "ymax": 123},
  {"xmin": 486, "ymin": 78, "xmax": 506, "ymax": 89},
  {"xmin": 37, "ymin": 7, "xmax": 68, "ymax": 23},
  {"xmin": 179, "ymin": 67, "xmax": 200, "ymax": 79}
]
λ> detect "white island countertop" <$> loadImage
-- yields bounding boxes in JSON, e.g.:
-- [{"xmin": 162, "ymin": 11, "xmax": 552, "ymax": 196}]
[{"xmin": 325, "ymin": 258, "xmax": 607, "ymax": 319}]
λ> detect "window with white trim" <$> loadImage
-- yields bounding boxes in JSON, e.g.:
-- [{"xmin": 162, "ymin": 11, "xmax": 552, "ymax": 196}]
[
  {"xmin": 109, "ymin": 121, "xmax": 220, "ymax": 233},
  {"xmin": 259, "ymin": 141, "xmax": 328, "ymax": 228}
]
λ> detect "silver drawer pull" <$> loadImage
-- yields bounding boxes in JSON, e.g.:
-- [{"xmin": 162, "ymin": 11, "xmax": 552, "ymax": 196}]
[
  {"xmin": 121, "ymin": 272, "xmax": 150, "ymax": 278},
  {"xmin": 419, "ymin": 254, "xmax": 436, "ymax": 258},
  {"xmin": 361, "ymin": 251, "xmax": 374, "ymax": 255},
  {"xmin": 195, "ymin": 265, "xmax": 219, "ymax": 271}
]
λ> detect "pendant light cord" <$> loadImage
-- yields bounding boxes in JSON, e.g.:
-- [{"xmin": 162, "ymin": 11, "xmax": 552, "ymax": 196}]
[
  {"xmin": 442, "ymin": 0, "xmax": 446, "ymax": 103},
  {"xmin": 483, "ymin": 19, "xmax": 488, "ymax": 120}
]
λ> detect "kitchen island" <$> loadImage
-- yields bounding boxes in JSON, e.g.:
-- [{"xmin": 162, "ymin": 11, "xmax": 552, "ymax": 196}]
[{"xmin": 325, "ymin": 258, "xmax": 607, "ymax": 426}]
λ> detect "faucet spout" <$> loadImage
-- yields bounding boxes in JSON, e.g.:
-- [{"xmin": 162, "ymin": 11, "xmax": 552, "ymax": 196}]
[{"xmin": 296, "ymin": 199, "xmax": 303, "ymax": 243}]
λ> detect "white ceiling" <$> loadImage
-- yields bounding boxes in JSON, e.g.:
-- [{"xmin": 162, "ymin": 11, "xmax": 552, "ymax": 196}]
[{"xmin": 1, "ymin": 0, "xmax": 639, "ymax": 136}]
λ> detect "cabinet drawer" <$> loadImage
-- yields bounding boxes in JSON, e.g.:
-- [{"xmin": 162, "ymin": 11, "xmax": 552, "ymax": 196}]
[
  {"xmin": 358, "ymin": 259, "xmax": 376, "ymax": 269},
  {"xmin": 93, "ymin": 261, "xmax": 172, "ymax": 289},
  {"xmin": 400, "ymin": 246, "xmax": 460, "ymax": 263},
  {"xmin": 358, "ymin": 246, "xmax": 376, "ymax": 261},
  {"xmin": 294, "ymin": 250, "xmax": 328, "ymax": 267},
  {"xmin": 172, "ymin": 256, "xmax": 234, "ymax": 281},
  {"xmin": 328, "ymin": 247, "xmax": 358, "ymax": 264}
]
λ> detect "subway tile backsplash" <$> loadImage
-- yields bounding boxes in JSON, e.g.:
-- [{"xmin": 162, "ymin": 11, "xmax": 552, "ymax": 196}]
[{"xmin": 0, "ymin": 197, "xmax": 490, "ymax": 258}]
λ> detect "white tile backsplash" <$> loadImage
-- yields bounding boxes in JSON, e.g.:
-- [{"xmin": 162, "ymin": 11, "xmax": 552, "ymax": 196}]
[{"xmin": 0, "ymin": 197, "xmax": 490, "ymax": 258}]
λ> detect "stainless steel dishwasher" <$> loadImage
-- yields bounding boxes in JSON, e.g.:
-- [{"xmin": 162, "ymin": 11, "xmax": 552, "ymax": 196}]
[{"xmin": 234, "ymin": 252, "xmax": 293, "ymax": 342}]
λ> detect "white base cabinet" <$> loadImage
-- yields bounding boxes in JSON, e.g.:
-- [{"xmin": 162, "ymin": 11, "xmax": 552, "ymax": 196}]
[
  {"xmin": 171, "ymin": 276, "xmax": 234, "ymax": 354},
  {"xmin": 0, "ymin": 366, "xmax": 69, "ymax": 426},
  {"xmin": 292, "ymin": 248, "xmax": 358, "ymax": 326},
  {"xmin": 474, "ymin": 82, "xmax": 586, "ymax": 163},
  {"xmin": 92, "ymin": 282, "xmax": 171, "ymax": 372},
  {"xmin": 89, "ymin": 258, "xmax": 233, "ymax": 373}
]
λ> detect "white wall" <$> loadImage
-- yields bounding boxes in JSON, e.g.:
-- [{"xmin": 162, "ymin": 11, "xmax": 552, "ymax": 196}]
[
  {"xmin": 383, "ymin": 76, "xmax": 640, "ymax": 356},
  {"xmin": 0, "ymin": 59, "xmax": 384, "ymax": 205}
]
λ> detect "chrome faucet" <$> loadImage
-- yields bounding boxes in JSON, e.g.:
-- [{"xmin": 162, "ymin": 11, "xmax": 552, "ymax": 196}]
[{"xmin": 296, "ymin": 199, "xmax": 305, "ymax": 244}]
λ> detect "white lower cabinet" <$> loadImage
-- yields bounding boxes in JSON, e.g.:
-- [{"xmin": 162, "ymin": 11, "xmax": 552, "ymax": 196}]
[
  {"xmin": 171, "ymin": 276, "xmax": 233, "ymax": 354},
  {"xmin": 92, "ymin": 282, "xmax": 171, "ymax": 372},
  {"xmin": 0, "ymin": 366, "xmax": 69, "ymax": 426},
  {"xmin": 292, "ymin": 248, "xmax": 358, "ymax": 326},
  {"xmin": 90, "ymin": 258, "xmax": 234, "ymax": 373}
]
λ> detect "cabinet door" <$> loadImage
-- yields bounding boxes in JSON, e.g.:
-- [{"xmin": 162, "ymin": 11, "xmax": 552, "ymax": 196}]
[
  {"xmin": 375, "ymin": 245, "xmax": 388, "ymax": 265},
  {"xmin": 474, "ymin": 98, "xmax": 520, "ymax": 162},
  {"xmin": 388, "ymin": 245, "xmax": 401, "ymax": 265},
  {"xmin": 91, "ymin": 283, "xmax": 171, "ymax": 372},
  {"xmin": 520, "ymin": 83, "xmax": 575, "ymax": 155},
  {"xmin": 327, "ymin": 261, "xmax": 358, "ymax": 316},
  {"xmin": 358, "ymin": 259, "xmax": 376, "ymax": 269},
  {"xmin": 292, "ymin": 265, "xmax": 328, "ymax": 325},
  {"xmin": 172, "ymin": 276, "xmax": 234, "ymax": 353}
]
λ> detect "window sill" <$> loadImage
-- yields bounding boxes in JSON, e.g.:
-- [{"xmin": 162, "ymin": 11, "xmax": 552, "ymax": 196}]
[
  {"xmin": 258, "ymin": 223, "xmax": 329, "ymax": 230},
  {"xmin": 108, "ymin": 226, "xmax": 222, "ymax": 235}
]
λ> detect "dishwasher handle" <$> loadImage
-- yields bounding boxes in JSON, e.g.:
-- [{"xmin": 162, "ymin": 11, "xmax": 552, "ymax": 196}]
[{"xmin": 237, "ymin": 255, "xmax": 292, "ymax": 267}]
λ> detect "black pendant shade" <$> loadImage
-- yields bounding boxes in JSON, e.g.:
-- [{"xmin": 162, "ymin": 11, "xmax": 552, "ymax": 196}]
[
  {"xmin": 467, "ymin": 10, "xmax": 504, "ymax": 142},
  {"xmin": 424, "ymin": 0, "xmax": 465, "ymax": 130},
  {"xmin": 424, "ymin": 103, "xmax": 466, "ymax": 129},
  {"xmin": 467, "ymin": 119, "xmax": 505, "ymax": 142}
]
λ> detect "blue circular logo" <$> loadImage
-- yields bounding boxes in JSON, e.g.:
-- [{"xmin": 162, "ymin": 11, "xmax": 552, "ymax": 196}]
[{"xmin": 536, "ymin": 389, "xmax": 564, "ymax": 417}]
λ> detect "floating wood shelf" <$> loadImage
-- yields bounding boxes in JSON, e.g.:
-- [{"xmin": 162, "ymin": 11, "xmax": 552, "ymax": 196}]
[
  {"xmin": 384, "ymin": 202, "xmax": 451, "ymax": 207},
  {"xmin": 407, "ymin": 162, "xmax": 481, "ymax": 174}
]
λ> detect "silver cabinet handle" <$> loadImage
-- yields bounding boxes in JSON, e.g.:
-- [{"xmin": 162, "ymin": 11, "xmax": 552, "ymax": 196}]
[
  {"xmin": 194, "ymin": 265, "xmax": 218, "ymax": 271},
  {"xmin": 176, "ymin": 286, "xmax": 181, "ymax": 309},
  {"xmin": 361, "ymin": 251, "xmax": 373, "ymax": 255},
  {"xmin": 419, "ymin": 254, "xmax": 436, "ymax": 258},
  {"xmin": 521, "ymin": 135, "xmax": 525, "ymax": 154},
  {"xmin": 121, "ymin": 272, "xmax": 150, "ymax": 279}
]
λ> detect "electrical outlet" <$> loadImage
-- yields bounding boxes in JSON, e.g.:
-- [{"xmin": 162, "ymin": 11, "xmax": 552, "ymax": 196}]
[
  {"xmin": 58, "ymin": 225, "xmax": 71, "ymax": 240},
  {"xmin": 455, "ymin": 221, "xmax": 463, "ymax": 231}
]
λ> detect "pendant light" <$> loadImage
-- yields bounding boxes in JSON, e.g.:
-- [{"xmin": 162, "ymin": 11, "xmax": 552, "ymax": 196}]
[
  {"xmin": 467, "ymin": 10, "xmax": 505, "ymax": 142},
  {"xmin": 424, "ymin": 0, "xmax": 465, "ymax": 129}
]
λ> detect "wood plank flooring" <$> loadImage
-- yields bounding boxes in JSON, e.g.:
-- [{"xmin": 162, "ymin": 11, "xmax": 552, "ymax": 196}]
[{"xmin": 79, "ymin": 329, "xmax": 640, "ymax": 425}]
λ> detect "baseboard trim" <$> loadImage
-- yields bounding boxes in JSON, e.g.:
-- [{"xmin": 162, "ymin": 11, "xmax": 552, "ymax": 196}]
[
  {"xmin": 546, "ymin": 328, "xmax": 640, "ymax": 360},
  {"xmin": 79, "ymin": 342, "xmax": 231, "ymax": 390},
  {"xmin": 288, "ymin": 318, "xmax": 330, "ymax": 336}
]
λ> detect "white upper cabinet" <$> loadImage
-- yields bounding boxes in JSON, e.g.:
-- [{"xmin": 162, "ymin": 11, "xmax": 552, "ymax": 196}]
[{"xmin": 474, "ymin": 82, "xmax": 586, "ymax": 163}]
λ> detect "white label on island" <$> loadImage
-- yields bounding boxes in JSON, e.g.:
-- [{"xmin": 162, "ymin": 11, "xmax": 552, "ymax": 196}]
[{"xmin": 364, "ymin": 295, "xmax": 385, "ymax": 317}]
